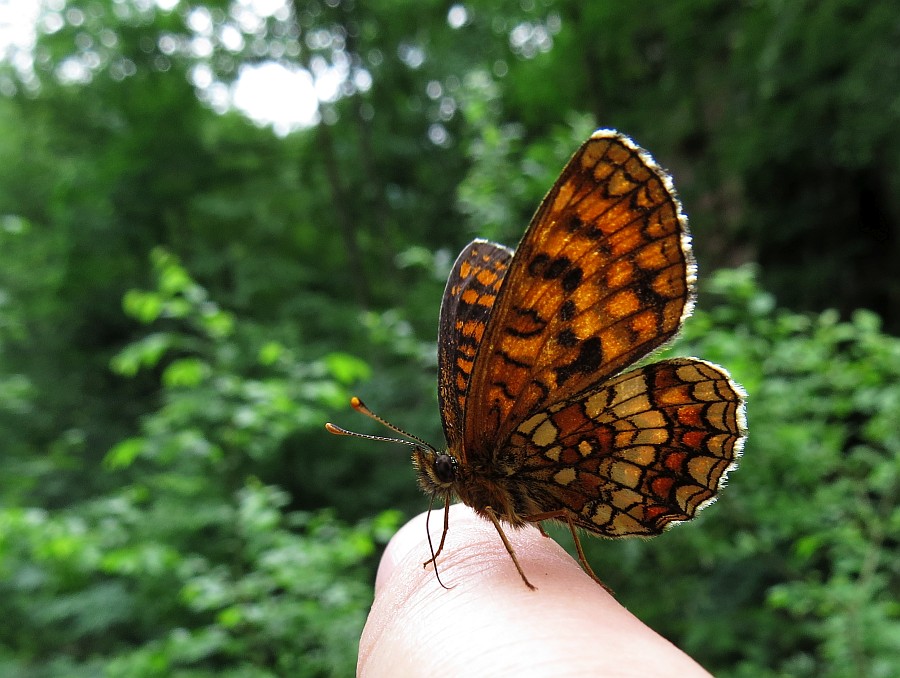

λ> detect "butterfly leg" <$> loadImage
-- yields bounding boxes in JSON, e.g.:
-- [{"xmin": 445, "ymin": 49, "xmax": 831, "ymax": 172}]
[
  {"xmin": 420, "ymin": 496, "xmax": 455, "ymax": 589},
  {"xmin": 562, "ymin": 515, "xmax": 613, "ymax": 594},
  {"xmin": 525, "ymin": 510, "xmax": 612, "ymax": 593},
  {"xmin": 485, "ymin": 506, "xmax": 537, "ymax": 591},
  {"xmin": 422, "ymin": 496, "xmax": 451, "ymax": 568}
]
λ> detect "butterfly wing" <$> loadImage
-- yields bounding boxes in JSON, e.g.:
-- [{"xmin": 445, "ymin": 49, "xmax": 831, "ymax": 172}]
[
  {"xmin": 437, "ymin": 239, "xmax": 513, "ymax": 453},
  {"xmin": 510, "ymin": 358, "xmax": 746, "ymax": 535},
  {"xmin": 463, "ymin": 130, "xmax": 695, "ymax": 457}
]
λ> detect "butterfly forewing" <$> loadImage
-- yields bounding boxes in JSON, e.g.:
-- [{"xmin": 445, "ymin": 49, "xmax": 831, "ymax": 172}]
[
  {"xmin": 437, "ymin": 239, "xmax": 513, "ymax": 453},
  {"xmin": 463, "ymin": 131, "xmax": 695, "ymax": 455},
  {"xmin": 510, "ymin": 358, "xmax": 745, "ymax": 536}
]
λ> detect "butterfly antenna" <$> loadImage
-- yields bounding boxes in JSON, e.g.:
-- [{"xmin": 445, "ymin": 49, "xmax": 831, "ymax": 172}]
[{"xmin": 325, "ymin": 396, "xmax": 436, "ymax": 452}]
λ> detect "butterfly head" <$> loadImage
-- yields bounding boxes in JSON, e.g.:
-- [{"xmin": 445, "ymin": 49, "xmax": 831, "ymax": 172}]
[{"xmin": 412, "ymin": 447, "xmax": 458, "ymax": 495}]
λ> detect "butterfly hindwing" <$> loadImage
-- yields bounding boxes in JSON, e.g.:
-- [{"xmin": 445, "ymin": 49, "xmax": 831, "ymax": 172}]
[{"xmin": 509, "ymin": 357, "xmax": 746, "ymax": 536}]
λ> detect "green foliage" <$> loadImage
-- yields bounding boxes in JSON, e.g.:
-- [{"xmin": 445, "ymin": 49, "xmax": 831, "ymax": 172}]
[{"xmin": 0, "ymin": 251, "xmax": 400, "ymax": 676}]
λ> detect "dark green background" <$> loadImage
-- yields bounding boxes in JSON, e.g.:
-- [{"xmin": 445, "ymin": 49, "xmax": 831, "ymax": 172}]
[{"xmin": 1, "ymin": 1, "xmax": 897, "ymax": 676}]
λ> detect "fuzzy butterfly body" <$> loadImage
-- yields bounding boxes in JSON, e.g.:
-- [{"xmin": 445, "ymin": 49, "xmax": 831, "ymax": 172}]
[{"xmin": 331, "ymin": 129, "xmax": 746, "ymax": 589}]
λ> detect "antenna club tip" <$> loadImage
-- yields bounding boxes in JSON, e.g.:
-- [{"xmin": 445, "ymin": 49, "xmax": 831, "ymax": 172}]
[
  {"xmin": 325, "ymin": 423, "xmax": 344, "ymax": 435},
  {"xmin": 350, "ymin": 396, "xmax": 372, "ymax": 415}
]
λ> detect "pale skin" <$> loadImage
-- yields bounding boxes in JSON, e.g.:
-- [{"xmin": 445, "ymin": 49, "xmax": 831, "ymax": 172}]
[{"xmin": 358, "ymin": 504, "xmax": 714, "ymax": 678}]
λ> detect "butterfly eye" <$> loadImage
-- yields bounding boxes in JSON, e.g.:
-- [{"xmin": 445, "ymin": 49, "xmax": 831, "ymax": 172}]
[{"xmin": 433, "ymin": 454, "xmax": 456, "ymax": 484}]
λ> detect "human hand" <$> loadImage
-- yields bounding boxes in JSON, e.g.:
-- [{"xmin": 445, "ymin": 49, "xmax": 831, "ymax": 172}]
[{"xmin": 358, "ymin": 504, "xmax": 712, "ymax": 677}]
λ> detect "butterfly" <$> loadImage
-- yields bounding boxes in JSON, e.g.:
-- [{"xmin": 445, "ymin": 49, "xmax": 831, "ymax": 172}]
[{"xmin": 327, "ymin": 129, "xmax": 747, "ymax": 590}]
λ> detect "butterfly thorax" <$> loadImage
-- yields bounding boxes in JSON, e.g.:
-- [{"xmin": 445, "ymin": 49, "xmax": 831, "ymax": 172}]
[{"xmin": 411, "ymin": 445, "xmax": 533, "ymax": 528}]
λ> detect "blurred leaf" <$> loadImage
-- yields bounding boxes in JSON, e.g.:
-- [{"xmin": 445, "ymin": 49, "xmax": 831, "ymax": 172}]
[
  {"xmin": 109, "ymin": 332, "xmax": 173, "ymax": 376},
  {"xmin": 161, "ymin": 358, "xmax": 209, "ymax": 388},
  {"xmin": 103, "ymin": 437, "xmax": 145, "ymax": 470},
  {"xmin": 324, "ymin": 352, "xmax": 371, "ymax": 385}
]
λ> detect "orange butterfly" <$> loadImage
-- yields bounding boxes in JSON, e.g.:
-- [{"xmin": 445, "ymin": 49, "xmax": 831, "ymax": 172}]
[{"xmin": 328, "ymin": 129, "xmax": 747, "ymax": 589}]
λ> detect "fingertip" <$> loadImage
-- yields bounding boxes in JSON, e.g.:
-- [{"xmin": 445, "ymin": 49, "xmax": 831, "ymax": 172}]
[
  {"xmin": 371, "ymin": 511, "xmax": 423, "ymax": 596},
  {"xmin": 360, "ymin": 505, "xmax": 712, "ymax": 678}
]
